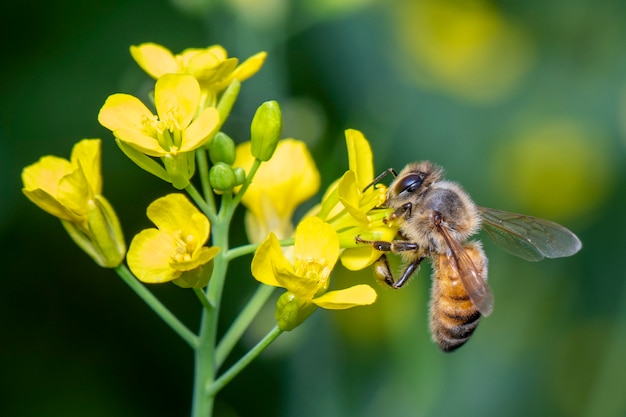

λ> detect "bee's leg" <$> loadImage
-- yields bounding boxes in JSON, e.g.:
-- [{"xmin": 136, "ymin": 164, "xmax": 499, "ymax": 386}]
[
  {"xmin": 356, "ymin": 236, "xmax": 423, "ymax": 288},
  {"xmin": 386, "ymin": 202, "xmax": 413, "ymax": 224},
  {"xmin": 355, "ymin": 236, "xmax": 418, "ymax": 253},
  {"xmin": 393, "ymin": 256, "xmax": 425, "ymax": 288},
  {"xmin": 373, "ymin": 254, "xmax": 425, "ymax": 288}
]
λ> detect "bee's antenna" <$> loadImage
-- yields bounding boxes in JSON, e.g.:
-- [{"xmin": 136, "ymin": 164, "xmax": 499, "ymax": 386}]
[{"xmin": 362, "ymin": 168, "xmax": 397, "ymax": 193}]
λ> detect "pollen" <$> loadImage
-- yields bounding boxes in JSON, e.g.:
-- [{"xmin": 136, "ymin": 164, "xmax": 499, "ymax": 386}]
[
  {"xmin": 141, "ymin": 114, "xmax": 161, "ymax": 134},
  {"xmin": 171, "ymin": 231, "xmax": 196, "ymax": 263}
]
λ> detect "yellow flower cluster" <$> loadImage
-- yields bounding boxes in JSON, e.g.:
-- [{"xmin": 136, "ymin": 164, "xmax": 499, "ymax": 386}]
[
  {"xmin": 21, "ymin": 40, "xmax": 397, "ymax": 332},
  {"xmin": 20, "ymin": 41, "xmax": 407, "ymax": 411},
  {"xmin": 98, "ymin": 43, "xmax": 266, "ymax": 190}
]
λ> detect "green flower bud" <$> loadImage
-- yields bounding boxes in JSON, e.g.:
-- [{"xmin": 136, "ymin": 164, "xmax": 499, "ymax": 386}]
[
  {"xmin": 275, "ymin": 292, "xmax": 317, "ymax": 331},
  {"xmin": 208, "ymin": 132, "xmax": 236, "ymax": 165},
  {"xmin": 233, "ymin": 167, "xmax": 246, "ymax": 186},
  {"xmin": 209, "ymin": 162, "xmax": 237, "ymax": 193},
  {"xmin": 250, "ymin": 100, "xmax": 282, "ymax": 161}
]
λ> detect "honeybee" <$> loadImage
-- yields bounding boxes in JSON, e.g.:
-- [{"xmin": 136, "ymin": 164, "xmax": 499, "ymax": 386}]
[{"xmin": 356, "ymin": 161, "xmax": 582, "ymax": 352}]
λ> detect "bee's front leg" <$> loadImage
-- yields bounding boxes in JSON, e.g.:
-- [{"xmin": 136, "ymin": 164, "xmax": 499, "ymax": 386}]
[{"xmin": 354, "ymin": 235, "xmax": 418, "ymax": 252}]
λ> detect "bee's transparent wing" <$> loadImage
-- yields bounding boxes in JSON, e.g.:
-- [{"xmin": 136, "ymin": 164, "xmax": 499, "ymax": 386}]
[{"xmin": 478, "ymin": 206, "xmax": 582, "ymax": 262}]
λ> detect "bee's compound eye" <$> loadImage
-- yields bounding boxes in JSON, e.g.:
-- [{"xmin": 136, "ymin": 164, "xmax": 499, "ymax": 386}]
[{"xmin": 395, "ymin": 173, "xmax": 425, "ymax": 195}]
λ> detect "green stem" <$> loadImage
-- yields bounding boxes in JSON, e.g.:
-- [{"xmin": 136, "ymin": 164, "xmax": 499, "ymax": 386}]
[
  {"xmin": 225, "ymin": 243, "xmax": 259, "ymax": 261},
  {"xmin": 195, "ymin": 148, "xmax": 216, "ymax": 213},
  {"xmin": 114, "ymin": 264, "xmax": 199, "ymax": 349},
  {"xmin": 225, "ymin": 238, "xmax": 295, "ymax": 261},
  {"xmin": 186, "ymin": 182, "xmax": 217, "ymax": 224},
  {"xmin": 231, "ymin": 159, "xmax": 262, "ymax": 208},
  {"xmin": 190, "ymin": 201, "xmax": 233, "ymax": 417},
  {"xmin": 208, "ymin": 325, "xmax": 282, "ymax": 397},
  {"xmin": 215, "ymin": 284, "xmax": 275, "ymax": 368},
  {"xmin": 193, "ymin": 287, "xmax": 213, "ymax": 311}
]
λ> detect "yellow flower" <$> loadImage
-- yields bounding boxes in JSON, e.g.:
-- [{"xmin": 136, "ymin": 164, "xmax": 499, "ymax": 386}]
[
  {"xmin": 251, "ymin": 217, "xmax": 377, "ymax": 330},
  {"xmin": 316, "ymin": 129, "xmax": 397, "ymax": 270},
  {"xmin": 233, "ymin": 139, "xmax": 320, "ymax": 243},
  {"xmin": 130, "ymin": 42, "xmax": 266, "ymax": 107},
  {"xmin": 21, "ymin": 139, "xmax": 125, "ymax": 267},
  {"xmin": 98, "ymin": 73, "xmax": 219, "ymax": 188},
  {"xmin": 127, "ymin": 193, "xmax": 219, "ymax": 284}
]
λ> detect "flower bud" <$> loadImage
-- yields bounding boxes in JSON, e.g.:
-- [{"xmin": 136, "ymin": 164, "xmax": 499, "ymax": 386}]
[
  {"xmin": 250, "ymin": 100, "xmax": 282, "ymax": 161},
  {"xmin": 209, "ymin": 162, "xmax": 237, "ymax": 193},
  {"xmin": 275, "ymin": 291, "xmax": 317, "ymax": 331},
  {"xmin": 233, "ymin": 167, "xmax": 246, "ymax": 186},
  {"xmin": 208, "ymin": 132, "xmax": 236, "ymax": 165}
]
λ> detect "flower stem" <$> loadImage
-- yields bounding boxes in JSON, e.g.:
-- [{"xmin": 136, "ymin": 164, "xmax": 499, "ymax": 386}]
[
  {"xmin": 225, "ymin": 243, "xmax": 259, "ymax": 261},
  {"xmin": 186, "ymin": 182, "xmax": 217, "ymax": 224},
  {"xmin": 114, "ymin": 264, "xmax": 199, "ymax": 349},
  {"xmin": 195, "ymin": 148, "xmax": 216, "ymax": 213},
  {"xmin": 191, "ymin": 200, "xmax": 233, "ymax": 417},
  {"xmin": 208, "ymin": 325, "xmax": 282, "ymax": 397},
  {"xmin": 225, "ymin": 237, "xmax": 294, "ymax": 261},
  {"xmin": 231, "ymin": 159, "xmax": 262, "ymax": 207},
  {"xmin": 193, "ymin": 287, "xmax": 214, "ymax": 311},
  {"xmin": 215, "ymin": 284, "xmax": 275, "ymax": 368}
]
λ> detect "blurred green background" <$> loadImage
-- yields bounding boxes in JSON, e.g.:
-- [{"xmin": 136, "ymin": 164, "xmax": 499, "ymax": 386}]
[{"xmin": 2, "ymin": 0, "xmax": 625, "ymax": 416}]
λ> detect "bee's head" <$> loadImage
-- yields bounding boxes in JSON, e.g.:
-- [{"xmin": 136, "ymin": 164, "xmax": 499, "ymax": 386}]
[{"xmin": 390, "ymin": 161, "xmax": 443, "ymax": 199}]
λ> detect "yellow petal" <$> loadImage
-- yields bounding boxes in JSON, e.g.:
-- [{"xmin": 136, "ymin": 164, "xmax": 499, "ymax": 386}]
[
  {"xmin": 146, "ymin": 194, "xmax": 209, "ymax": 241},
  {"xmin": 189, "ymin": 53, "xmax": 236, "ymax": 81},
  {"xmin": 22, "ymin": 155, "xmax": 73, "ymax": 196},
  {"xmin": 130, "ymin": 43, "xmax": 179, "ymax": 79},
  {"xmin": 345, "ymin": 129, "xmax": 374, "ymax": 188},
  {"xmin": 340, "ymin": 246, "xmax": 384, "ymax": 271},
  {"xmin": 173, "ymin": 246, "xmax": 220, "ymax": 272},
  {"xmin": 22, "ymin": 155, "xmax": 88, "ymax": 221},
  {"xmin": 205, "ymin": 45, "xmax": 227, "ymax": 60},
  {"xmin": 98, "ymin": 93, "xmax": 154, "ymax": 133},
  {"xmin": 273, "ymin": 268, "xmax": 319, "ymax": 300},
  {"xmin": 244, "ymin": 206, "xmax": 294, "ymax": 243},
  {"xmin": 22, "ymin": 188, "xmax": 80, "ymax": 221},
  {"xmin": 231, "ymin": 51, "xmax": 267, "ymax": 82},
  {"xmin": 337, "ymin": 170, "xmax": 368, "ymax": 225},
  {"xmin": 181, "ymin": 107, "xmax": 219, "ymax": 152},
  {"xmin": 294, "ymin": 217, "xmax": 340, "ymax": 271},
  {"xmin": 312, "ymin": 285, "xmax": 377, "ymax": 309},
  {"xmin": 70, "ymin": 139, "xmax": 102, "ymax": 195},
  {"xmin": 316, "ymin": 178, "xmax": 342, "ymax": 221},
  {"xmin": 236, "ymin": 139, "xmax": 320, "ymax": 228},
  {"xmin": 154, "ymin": 74, "xmax": 200, "ymax": 130},
  {"xmin": 251, "ymin": 233, "xmax": 292, "ymax": 287},
  {"xmin": 114, "ymin": 128, "xmax": 166, "ymax": 157},
  {"xmin": 57, "ymin": 163, "xmax": 91, "ymax": 215},
  {"xmin": 127, "ymin": 229, "xmax": 181, "ymax": 283}
]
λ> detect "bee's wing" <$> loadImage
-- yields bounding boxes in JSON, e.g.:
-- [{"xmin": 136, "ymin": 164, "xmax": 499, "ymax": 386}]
[
  {"xmin": 478, "ymin": 206, "xmax": 582, "ymax": 262},
  {"xmin": 438, "ymin": 225, "xmax": 494, "ymax": 317}
]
